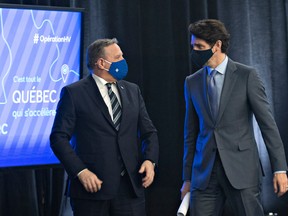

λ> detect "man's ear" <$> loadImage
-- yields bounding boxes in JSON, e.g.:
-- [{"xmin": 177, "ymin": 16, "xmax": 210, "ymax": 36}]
[
  {"xmin": 214, "ymin": 40, "xmax": 222, "ymax": 52},
  {"xmin": 96, "ymin": 58, "xmax": 105, "ymax": 69}
]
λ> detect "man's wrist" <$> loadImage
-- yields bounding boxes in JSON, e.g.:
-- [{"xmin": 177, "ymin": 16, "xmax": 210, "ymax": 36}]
[
  {"xmin": 146, "ymin": 159, "xmax": 156, "ymax": 167},
  {"xmin": 77, "ymin": 168, "xmax": 88, "ymax": 177},
  {"xmin": 274, "ymin": 171, "xmax": 287, "ymax": 175}
]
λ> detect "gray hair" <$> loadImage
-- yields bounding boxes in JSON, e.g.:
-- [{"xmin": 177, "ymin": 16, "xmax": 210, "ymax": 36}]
[{"xmin": 86, "ymin": 38, "xmax": 118, "ymax": 70}]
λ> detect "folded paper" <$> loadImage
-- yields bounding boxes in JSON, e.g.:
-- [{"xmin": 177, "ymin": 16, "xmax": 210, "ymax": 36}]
[{"xmin": 177, "ymin": 192, "xmax": 190, "ymax": 216}]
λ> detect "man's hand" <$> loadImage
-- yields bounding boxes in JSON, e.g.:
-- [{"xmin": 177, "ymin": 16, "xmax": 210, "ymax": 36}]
[
  {"xmin": 139, "ymin": 160, "xmax": 155, "ymax": 188},
  {"xmin": 180, "ymin": 181, "xmax": 191, "ymax": 200},
  {"xmin": 78, "ymin": 169, "xmax": 103, "ymax": 193},
  {"xmin": 273, "ymin": 172, "xmax": 288, "ymax": 197}
]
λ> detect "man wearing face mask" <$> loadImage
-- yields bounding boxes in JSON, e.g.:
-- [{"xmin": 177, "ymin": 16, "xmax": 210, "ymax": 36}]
[
  {"xmin": 180, "ymin": 19, "xmax": 288, "ymax": 216},
  {"xmin": 50, "ymin": 38, "xmax": 159, "ymax": 216}
]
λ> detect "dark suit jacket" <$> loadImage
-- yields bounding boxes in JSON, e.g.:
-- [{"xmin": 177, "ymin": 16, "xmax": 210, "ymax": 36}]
[
  {"xmin": 183, "ymin": 58, "xmax": 287, "ymax": 190},
  {"xmin": 50, "ymin": 75, "xmax": 159, "ymax": 200}
]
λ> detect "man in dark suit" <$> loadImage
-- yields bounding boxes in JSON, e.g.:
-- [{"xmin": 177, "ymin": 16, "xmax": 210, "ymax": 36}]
[
  {"xmin": 180, "ymin": 19, "xmax": 288, "ymax": 216},
  {"xmin": 50, "ymin": 38, "xmax": 159, "ymax": 216}
]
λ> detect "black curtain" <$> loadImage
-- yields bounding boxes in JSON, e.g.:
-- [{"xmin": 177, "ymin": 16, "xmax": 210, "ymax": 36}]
[{"xmin": 0, "ymin": 0, "xmax": 287, "ymax": 215}]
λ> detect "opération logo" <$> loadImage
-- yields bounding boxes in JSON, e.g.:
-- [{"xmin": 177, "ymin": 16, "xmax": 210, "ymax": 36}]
[{"xmin": 33, "ymin": 34, "xmax": 71, "ymax": 44}]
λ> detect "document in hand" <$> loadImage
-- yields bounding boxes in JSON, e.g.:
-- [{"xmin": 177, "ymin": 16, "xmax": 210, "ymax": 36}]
[{"xmin": 177, "ymin": 192, "xmax": 190, "ymax": 216}]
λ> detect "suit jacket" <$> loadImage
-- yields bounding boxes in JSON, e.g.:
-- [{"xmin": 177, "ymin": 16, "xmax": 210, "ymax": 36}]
[
  {"xmin": 50, "ymin": 75, "xmax": 159, "ymax": 200},
  {"xmin": 183, "ymin": 58, "xmax": 287, "ymax": 190}
]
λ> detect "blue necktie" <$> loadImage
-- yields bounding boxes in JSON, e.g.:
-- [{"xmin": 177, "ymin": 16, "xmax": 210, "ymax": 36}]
[
  {"xmin": 106, "ymin": 83, "xmax": 122, "ymax": 130},
  {"xmin": 208, "ymin": 70, "xmax": 219, "ymax": 120}
]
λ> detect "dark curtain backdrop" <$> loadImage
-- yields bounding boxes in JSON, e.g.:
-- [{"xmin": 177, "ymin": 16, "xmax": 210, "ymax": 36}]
[{"xmin": 0, "ymin": 0, "xmax": 287, "ymax": 215}]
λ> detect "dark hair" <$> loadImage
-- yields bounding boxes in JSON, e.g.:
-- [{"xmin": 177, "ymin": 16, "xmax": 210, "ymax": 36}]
[
  {"xmin": 86, "ymin": 38, "xmax": 118, "ymax": 70},
  {"xmin": 188, "ymin": 19, "xmax": 230, "ymax": 53}
]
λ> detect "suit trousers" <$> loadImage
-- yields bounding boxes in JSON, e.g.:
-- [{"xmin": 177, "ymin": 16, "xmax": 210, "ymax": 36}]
[
  {"xmin": 190, "ymin": 152, "xmax": 264, "ymax": 216},
  {"xmin": 71, "ymin": 173, "xmax": 146, "ymax": 216}
]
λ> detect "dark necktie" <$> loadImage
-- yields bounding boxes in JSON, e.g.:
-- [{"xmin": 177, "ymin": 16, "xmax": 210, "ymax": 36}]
[
  {"xmin": 208, "ymin": 70, "xmax": 219, "ymax": 120},
  {"xmin": 106, "ymin": 83, "xmax": 122, "ymax": 130}
]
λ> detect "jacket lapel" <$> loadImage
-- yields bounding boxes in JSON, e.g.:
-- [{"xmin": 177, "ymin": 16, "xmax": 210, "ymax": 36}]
[
  {"xmin": 116, "ymin": 81, "xmax": 130, "ymax": 131},
  {"xmin": 84, "ymin": 75, "xmax": 115, "ymax": 129},
  {"xmin": 202, "ymin": 68, "xmax": 215, "ymax": 123},
  {"xmin": 215, "ymin": 59, "xmax": 238, "ymax": 124}
]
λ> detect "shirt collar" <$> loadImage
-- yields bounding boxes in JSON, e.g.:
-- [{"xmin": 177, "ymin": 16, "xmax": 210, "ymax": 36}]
[
  {"xmin": 92, "ymin": 73, "xmax": 108, "ymax": 88},
  {"xmin": 206, "ymin": 55, "xmax": 228, "ymax": 75},
  {"xmin": 92, "ymin": 73, "xmax": 117, "ymax": 87}
]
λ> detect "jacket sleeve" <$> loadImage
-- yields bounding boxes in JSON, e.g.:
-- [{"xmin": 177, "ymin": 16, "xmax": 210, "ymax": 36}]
[
  {"xmin": 183, "ymin": 77, "xmax": 199, "ymax": 181},
  {"xmin": 247, "ymin": 69, "xmax": 287, "ymax": 172},
  {"xmin": 50, "ymin": 87, "xmax": 86, "ymax": 178},
  {"xmin": 137, "ymin": 86, "xmax": 159, "ymax": 165}
]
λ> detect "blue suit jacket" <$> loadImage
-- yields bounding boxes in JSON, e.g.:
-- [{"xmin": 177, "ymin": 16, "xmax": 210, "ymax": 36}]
[
  {"xmin": 183, "ymin": 58, "xmax": 287, "ymax": 190},
  {"xmin": 50, "ymin": 75, "xmax": 159, "ymax": 200}
]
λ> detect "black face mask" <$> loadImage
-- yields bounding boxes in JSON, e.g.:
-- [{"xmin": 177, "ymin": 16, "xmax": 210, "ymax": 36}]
[{"xmin": 190, "ymin": 48, "xmax": 214, "ymax": 73}]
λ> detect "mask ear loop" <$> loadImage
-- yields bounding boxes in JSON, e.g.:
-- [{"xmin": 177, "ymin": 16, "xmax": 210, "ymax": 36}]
[
  {"xmin": 103, "ymin": 59, "xmax": 112, "ymax": 64},
  {"xmin": 96, "ymin": 58, "xmax": 111, "ymax": 71}
]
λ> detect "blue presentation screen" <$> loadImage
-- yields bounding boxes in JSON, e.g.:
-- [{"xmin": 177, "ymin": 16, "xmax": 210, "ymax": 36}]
[{"xmin": 0, "ymin": 6, "xmax": 82, "ymax": 167}]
